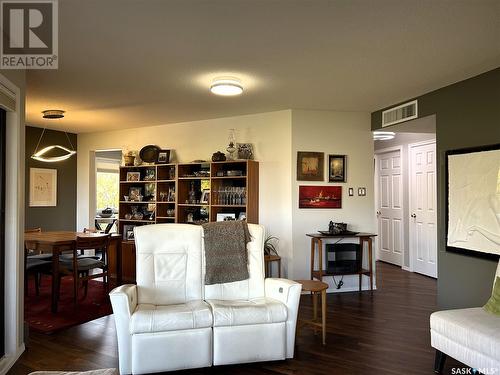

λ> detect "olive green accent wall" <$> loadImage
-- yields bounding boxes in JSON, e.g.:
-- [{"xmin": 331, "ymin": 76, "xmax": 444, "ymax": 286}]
[
  {"xmin": 25, "ymin": 126, "xmax": 78, "ymax": 231},
  {"xmin": 371, "ymin": 67, "xmax": 500, "ymax": 309}
]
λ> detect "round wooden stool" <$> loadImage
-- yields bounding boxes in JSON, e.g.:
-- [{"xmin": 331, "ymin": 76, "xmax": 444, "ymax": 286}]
[{"xmin": 295, "ymin": 279, "xmax": 328, "ymax": 345}]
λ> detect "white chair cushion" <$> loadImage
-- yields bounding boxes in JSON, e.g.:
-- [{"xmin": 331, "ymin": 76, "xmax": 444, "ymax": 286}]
[
  {"xmin": 207, "ymin": 298, "xmax": 287, "ymax": 327},
  {"xmin": 130, "ymin": 300, "xmax": 212, "ymax": 334},
  {"xmin": 430, "ymin": 307, "xmax": 500, "ymax": 360}
]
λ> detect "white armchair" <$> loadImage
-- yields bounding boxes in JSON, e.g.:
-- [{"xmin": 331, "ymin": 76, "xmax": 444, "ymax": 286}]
[
  {"xmin": 110, "ymin": 223, "xmax": 301, "ymax": 374},
  {"xmin": 430, "ymin": 260, "xmax": 500, "ymax": 373},
  {"xmin": 204, "ymin": 224, "xmax": 301, "ymax": 365}
]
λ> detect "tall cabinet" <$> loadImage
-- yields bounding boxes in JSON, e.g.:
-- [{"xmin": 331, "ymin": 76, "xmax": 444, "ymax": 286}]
[{"xmin": 118, "ymin": 160, "xmax": 258, "ymax": 283}]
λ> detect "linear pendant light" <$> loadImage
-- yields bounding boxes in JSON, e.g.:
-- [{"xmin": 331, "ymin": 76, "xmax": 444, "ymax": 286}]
[{"xmin": 31, "ymin": 111, "xmax": 77, "ymax": 162}]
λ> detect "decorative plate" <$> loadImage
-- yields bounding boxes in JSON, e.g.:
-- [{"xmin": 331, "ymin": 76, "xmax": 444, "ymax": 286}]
[{"xmin": 139, "ymin": 145, "xmax": 160, "ymax": 163}]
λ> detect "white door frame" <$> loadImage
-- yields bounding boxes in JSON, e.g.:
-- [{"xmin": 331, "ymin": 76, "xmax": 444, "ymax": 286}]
[
  {"xmin": 374, "ymin": 145, "xmax": 404, "ymax": 266},
  {"xmin": 408, "ymin": 139, "xmax": 437, "ymax": 274}
]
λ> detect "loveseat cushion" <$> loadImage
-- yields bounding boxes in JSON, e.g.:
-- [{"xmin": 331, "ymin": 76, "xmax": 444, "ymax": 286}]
[
  {"xmin": 207, "ymin": 298, "xmax": 287, "ymax": 327},
  {"xmin": 130, "ymin": 300, "xmax": 212, "ymax": 334},
  {"xmin": 430, "ymin": 307, "xmax": 500, "ymax": 360}
]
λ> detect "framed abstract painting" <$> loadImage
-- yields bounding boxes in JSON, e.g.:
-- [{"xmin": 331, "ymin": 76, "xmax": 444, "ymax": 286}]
[{"xmin": 297, "ymin": 151, "xmax": 324, "ymax": 181}]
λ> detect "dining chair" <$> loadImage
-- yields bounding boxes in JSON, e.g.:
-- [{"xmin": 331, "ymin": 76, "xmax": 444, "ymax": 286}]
[
  {"xmin": 24, "ymin": 227, "xmax": 52, "ymax": 296},
  {"xmin": 59, "ymin": 234, "xmax": 111, "ymax": 301}
]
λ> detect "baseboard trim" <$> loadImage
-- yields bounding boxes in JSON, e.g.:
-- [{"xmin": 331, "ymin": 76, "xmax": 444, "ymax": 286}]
[
  {"xmin": 0, "ymin": 343, "xmax": 25, "ymax": 374},
  {"xmin": 402, "ymin": 266, "xmax": 412, "ymax": 272}
]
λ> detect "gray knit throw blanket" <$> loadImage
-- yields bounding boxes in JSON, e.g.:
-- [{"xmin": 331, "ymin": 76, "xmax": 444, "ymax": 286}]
[{"xmin": 202, "ymin": 221, "xmax": 251, "ymax": 285}]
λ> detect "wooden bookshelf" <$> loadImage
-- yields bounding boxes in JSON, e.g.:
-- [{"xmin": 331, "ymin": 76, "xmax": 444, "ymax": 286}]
[{"xmin": 118, "ymin": 160, "xmax": 259, "ymax": 235}]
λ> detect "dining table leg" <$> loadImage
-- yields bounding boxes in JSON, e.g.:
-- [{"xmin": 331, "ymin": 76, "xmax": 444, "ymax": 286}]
[{"xmin": 51, "ymin": 245, "xmax": 60, "ymax": 313}]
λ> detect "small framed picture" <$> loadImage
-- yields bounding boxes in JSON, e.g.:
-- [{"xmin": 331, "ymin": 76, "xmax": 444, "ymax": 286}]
[
  {"xmin": 126, "ymin": 171, "xmax": 140, "ymax": 182},
  {"xmin": 237, "ymin": 143, "xmax": 254, "ymax": 160},
  {"xmin": 122, "ymin": 224, "xmax": 135, "ymax": 240},
  {"xmin": 329, "ymin": 155, "xmax": 346, "ymax": 182},
  {"xmin": 297, "ymin": 151, "xmax": 324, "ymax": 181},
  {"xmin": 216, "ymin": 213, "xmax": 236, "ymax": 222},
  {"xmin": 157, "ymin": 150, "xmax": 170, "ymax": 164},
  {"xmin": 129, "ymin": 186, "xmax": 142, "ymax": 201},
  {"xmin": 201, "ymin": 189, "xmax": 210, "ymax": 204}
]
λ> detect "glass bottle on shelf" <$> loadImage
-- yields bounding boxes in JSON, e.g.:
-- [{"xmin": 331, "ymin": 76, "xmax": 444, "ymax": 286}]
[
  {"xmin": 188, "ymin": 182, "xmax": 196, "ymax": 204},
  {"xmin": 226, "ymin": 128, "xmax": 237, "ymax": 160}
]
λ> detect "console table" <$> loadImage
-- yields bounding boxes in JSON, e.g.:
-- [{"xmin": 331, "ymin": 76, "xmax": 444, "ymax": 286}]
[{"xmin": 306, "ymin": 232, "xmax": 377, "ymax": 291}]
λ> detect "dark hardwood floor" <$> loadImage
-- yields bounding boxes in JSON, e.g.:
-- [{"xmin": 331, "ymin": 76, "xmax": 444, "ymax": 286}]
[{"xmin": 10, "ymin": 262, "xmax": 464, "ymax": 375}]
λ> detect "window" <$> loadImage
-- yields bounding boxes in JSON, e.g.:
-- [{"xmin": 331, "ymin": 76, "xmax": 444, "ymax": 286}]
[{"xmin": 96, "ymin": 170, "xmax": 119, "ymax": 210}]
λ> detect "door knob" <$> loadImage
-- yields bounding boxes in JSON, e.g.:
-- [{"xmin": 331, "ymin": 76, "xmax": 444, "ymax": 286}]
[
  {"xmin": 376, "ymin": 211, "xmax": 381, "ymax": 215},
  {"xmin": 411, "ymin": 213, "xmax": 416, "ymax": 218}
]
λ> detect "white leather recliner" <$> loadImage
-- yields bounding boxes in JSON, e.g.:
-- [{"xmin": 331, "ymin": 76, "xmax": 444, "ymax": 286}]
[{"xmin": 110, "ymin": 223, "xmax": 301, "ymax": 374}]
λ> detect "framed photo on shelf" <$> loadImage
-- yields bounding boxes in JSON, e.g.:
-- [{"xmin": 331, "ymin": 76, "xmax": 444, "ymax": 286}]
[
  {"xmin": 297, "ymin": 151, "xmax": 324, "ymax": 181},
  {"xmin": 122, "ymin": 224, "xmax": 135, "ymax": 240},
  {"xmin": 126, "ymin": 171, "xmax": 140, "ymax": 182},
  {"xmin": 201, "ymin": 189, "xmax": 210, "ymax": 204},
  {"xmin": 216, "ymin": 213, "xmax": 236, "ymax": 222},
  {"xmin": 157, "ymin": 149, "xmax": 170, "ymax": 164},
  {"xmin": 129, "ymin": 186, "xmax": 142, "ymax": 201},
  {"xmin": 328, "ymin": 155, "xmax": 346, "ymax": 182},
  {"xmin": 29, "ymin": 168, "xmax": 57, "ymax": 207}
]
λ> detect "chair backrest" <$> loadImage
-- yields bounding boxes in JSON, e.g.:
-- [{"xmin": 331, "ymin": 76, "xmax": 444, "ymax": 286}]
[
  {"xmin": 134, "ymin": 224, "xmax": 204, "ymax": 305},
  {"xmin": 204, "ymin": 223, "xmax": 266, "ymax": 301},
  {"xmin": 76, "ymin": 234, "xmax": 110, "ymax": 251}
]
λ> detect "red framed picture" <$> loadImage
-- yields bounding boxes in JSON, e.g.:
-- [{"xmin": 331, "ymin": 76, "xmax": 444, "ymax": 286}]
[{"xmin": 299, "ymin": 186, "xmax": 342, "ymax": 209}]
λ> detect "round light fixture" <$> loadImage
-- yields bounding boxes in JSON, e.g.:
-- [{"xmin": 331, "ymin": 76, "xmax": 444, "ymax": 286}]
[
  {"xmin": 373, "ymin": 131, "xmax": 396, "ymax": 141},
  {"xmin": 42, "ymin": 109, "xmax": 65, "ymax": 119},
  {"xmin": 210, "ymin": 78, "xmax": 243, "ymax": 96}
]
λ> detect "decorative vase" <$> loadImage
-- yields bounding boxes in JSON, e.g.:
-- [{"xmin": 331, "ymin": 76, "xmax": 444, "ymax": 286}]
[{"xmin": 124, "ymin": 154, "xmax": 135, "ymax": 166}]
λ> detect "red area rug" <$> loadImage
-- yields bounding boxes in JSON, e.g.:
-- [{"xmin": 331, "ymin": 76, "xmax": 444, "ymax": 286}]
[{"xmin": 25, "ymin": 274, "xmax": 113, "ymax": 334}]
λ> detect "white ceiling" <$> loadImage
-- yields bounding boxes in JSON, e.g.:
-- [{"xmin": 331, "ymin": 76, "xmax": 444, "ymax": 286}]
[{"xmin": 26, "ymin": 0, "xmax": 500, "ymax": 133}]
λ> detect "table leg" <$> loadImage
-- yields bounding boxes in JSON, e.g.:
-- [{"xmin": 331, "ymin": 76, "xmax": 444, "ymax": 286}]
[
  {"xmin": 310, "ymin": 238, "xmax": 315, "ymax": 280},
  {"xmin": 359, "ymin": 237, "xmax": 363, "ymax": 292},
  {"xmin": 51, "ymin": 246, "xmax": 60, "ymax": 313},
  {"xmin": 368, "ymin": 238, "xmax": 373, "ymax": 291},
  {"xmin": 313, "ymin": 292, "xmax": 318, "ymax": 334},
  {"xmin": 321, "ymin": 289, "xmax": 326, "ymax": 345},
  {"xmin": 278, "ymin": 258, "xmax": 281, "ymax": 278},
  {"xmin": 318, "ymin": 239, "xmax": 323, "ymax": 281}
]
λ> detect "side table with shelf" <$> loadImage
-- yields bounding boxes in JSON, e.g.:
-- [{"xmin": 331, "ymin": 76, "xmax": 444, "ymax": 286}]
[{"xmin": 306, "ymin": 232, "xmax": 377, "ymax": 291}]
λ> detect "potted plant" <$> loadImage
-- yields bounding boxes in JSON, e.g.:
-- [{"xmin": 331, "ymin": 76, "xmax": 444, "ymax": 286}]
[{"xmin": 264, "ymin": 235, "xmax": 279, "ymax": 256}]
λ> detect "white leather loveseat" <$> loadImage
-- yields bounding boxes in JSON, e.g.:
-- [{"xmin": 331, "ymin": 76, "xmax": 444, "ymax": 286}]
[
  {"xmin": 430, "ymin": 260, "xmax": 500, "ymax": 373},
  {"xmin": 110, "ymin": 224, "xmax": 301, "ymax": 374}
]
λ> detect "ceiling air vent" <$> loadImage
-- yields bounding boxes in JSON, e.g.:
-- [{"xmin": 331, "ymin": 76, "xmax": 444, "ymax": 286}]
[{"xmin": 382, "ymin": 100, "xmax": 418, "ymax": 127}]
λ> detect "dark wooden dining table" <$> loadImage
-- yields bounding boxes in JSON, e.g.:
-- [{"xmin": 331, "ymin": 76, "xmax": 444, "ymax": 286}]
[{"xmin": 24, "ymin": 231, "xmax": 122, "ymax": 313}]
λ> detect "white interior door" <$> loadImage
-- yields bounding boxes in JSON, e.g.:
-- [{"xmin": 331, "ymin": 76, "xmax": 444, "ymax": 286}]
[
  {"xmin": 409, "ymin": 141, "xmax": 437, "ymax": 278},
  {"xmin": 375, "ymin": 149, "xmax": 404, "ymax": 266}
]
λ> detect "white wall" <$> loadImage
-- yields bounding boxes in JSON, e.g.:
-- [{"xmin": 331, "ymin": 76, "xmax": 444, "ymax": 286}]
[
  {"xmin": 291, "ymin": 110, "xmax": 375, "ymax": 291},
  {"xmin": 77, "ymin": 110, "xmax": 294, "ymax": 271}
]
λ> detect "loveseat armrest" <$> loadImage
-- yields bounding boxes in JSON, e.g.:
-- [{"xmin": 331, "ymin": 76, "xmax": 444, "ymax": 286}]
[
  {"xmin": 110, "ymin": 284, "xmax": 137, "ymax": 317},
  {"xmin": 109, "ymin": 284, "xmax": 137, "ymax": 374},
  {"xmin": 265, "ymin": 278, "xmax": 301, "ymax": 358}
]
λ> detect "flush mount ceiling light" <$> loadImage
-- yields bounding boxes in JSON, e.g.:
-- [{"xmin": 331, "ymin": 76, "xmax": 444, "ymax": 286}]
[
  {"xmin": 373, "ymin": 131, "xmax": 396, "ymax": 141},
  {"xmin": 210, "ymin": 78, "xmax": 243, "ymax": 96},
  {"xmin": 42, "ymin": 109, "xmax": 65, "ymax": 119}
]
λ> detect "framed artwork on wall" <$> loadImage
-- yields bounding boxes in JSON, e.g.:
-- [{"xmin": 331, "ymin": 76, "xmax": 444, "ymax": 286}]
[
  {"xmin": 328, "ymin": 155, "xmax": 346, "ymax": 182},
  {"xmin": 29, "ymin": 168, "xmax": 57, "ymax": 207},
  {"xmin": 297, "ymin": 151, "xmax": 324, "ymax": 181},
  {"xmin": 299, "ymin": 185, "xmax": 342, "ymax": 209},
  {"xmin": 446, "ymin": 143, "xmax": 500, "ymax": 259}
]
